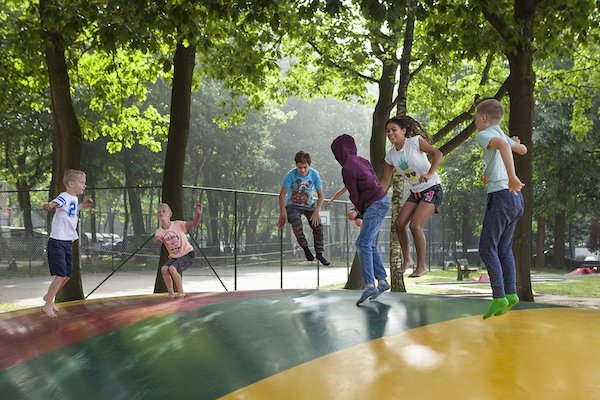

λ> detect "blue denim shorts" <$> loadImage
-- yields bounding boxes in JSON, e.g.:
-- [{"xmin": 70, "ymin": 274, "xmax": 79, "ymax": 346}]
[{"xmin": 47, "ymin": 238, "xmax": 73, "ymax": 277}]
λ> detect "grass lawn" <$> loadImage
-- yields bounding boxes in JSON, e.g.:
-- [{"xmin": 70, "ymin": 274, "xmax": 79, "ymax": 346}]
[
  {"xmin": 327, "ymin": 268, "xmax": 600, "ymax": 298},
  {"xmin": 0, "ymin": 304, "xmax": 28, "ymax": 312}
]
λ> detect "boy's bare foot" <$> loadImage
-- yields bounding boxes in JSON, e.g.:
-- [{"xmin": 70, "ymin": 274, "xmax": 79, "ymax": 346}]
[
  {"xmin": 168, "ymin": 292, "xmax": 176, "ymax": 299},
  {"xmin": 43, "ymin": 295, "xmax": 59, "ymax": 312},
  {"xmin": 409, "ymin": 267, "xmax": 428, "ymax": 278},
  {"xmin": 41, "ymin": 305, "xmax": 57, "ymax": 318},
  {"xmin": 175, "ymin": 293, "xmax": 186, "ymax": 299}
]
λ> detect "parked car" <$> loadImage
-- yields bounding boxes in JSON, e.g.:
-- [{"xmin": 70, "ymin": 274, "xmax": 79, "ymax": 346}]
[{"xmin": 0, "ymin": 226, "xmax": 47, "ymax": 258}]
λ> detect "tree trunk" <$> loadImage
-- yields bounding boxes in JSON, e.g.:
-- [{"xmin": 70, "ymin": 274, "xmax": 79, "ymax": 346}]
[
  {"xmin": 124, "ymin": 151, "xmax": 146, "ymax": 237},
  {"xmin": 155, "ymin": 40, "xmax": 196, "ymax": 293},
  {"xmin": 535, "ymin": 215, "xmax": 546, "ymax": 269},
  {"xmin": 370, "ymin": 62, "xmax": 397, "ymax": 177},
  {"xmin": 389, "ymin": 172, "xmax": 406, "ymax": 292},
  {"xmin": 461, "ymin": 203, "xmax": 470, "ymax": 258},
  {"xmin": 344, "ymin": 61, "xmax": 397, "ymax": 290},
  {"xmin": 15, "ymin": 181, "xmax": 33, "ymax": 234},
  {"xmin": 553, "ymin": 211, "xmax": 566, "ymax": 270},
  {"xmin": 246, "ymin": 195, "xmax": 262, "ymax": 252},
  {"xmin": 504, "ymin": 0, "xmax": 536, "ymax": 302},
  {"xmin": 41, "ymin": 0, "xmax": 84, "ymax": 302},
  {"xmin": 388, "ymin": 1, "xmax": 414, "ymax": 293}
]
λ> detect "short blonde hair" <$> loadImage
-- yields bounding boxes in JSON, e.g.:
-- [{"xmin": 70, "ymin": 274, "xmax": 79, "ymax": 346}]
[
  {"xmin": 157, "ymin": 203, "xmax": 172, "ymax": 213},
  {"xmin": 63, "ymin": 169, "xmax": 86, "ymax": 185},
  {"xmin": 476, "ymin": 99, "xmax": 504, "ymax": 123}
]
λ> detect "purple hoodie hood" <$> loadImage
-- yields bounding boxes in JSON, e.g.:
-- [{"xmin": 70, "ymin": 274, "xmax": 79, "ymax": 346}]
[
  {"xmin": 330, "ymin": 134, "xmax": 386, "ymax": 215},
  {"xmin": 331, "ymin": 134, "xmax": 357, "ymax": 166}
]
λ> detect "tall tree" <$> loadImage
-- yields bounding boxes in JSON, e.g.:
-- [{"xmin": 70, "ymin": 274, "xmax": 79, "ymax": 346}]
[{"xmin": 476, "ymin": 0, "xmax": 597, "ymax": 300}]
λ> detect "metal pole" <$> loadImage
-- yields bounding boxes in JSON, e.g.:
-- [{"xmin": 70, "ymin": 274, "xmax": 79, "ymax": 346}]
[{"xmin": 234, "ymin": 191, "xmax": 238, "ymax": 291}]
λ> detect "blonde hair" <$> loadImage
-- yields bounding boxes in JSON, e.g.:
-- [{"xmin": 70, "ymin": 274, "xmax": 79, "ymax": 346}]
[
  {"xmin": 476, "ymin": 99, "xmax": 504, "ymax": 123},
  {"xmin": 157, "ymin": 203, "xmax": 172, "ymax": 213},
  {"xmin": 63, "ymin": 169, "xmax": 86, "ymax": 185}
]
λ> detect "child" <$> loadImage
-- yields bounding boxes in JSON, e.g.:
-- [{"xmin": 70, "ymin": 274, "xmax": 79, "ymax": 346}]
[
  {"xmin": 278, "ymin": 150, "xmax": 330, "ymax": 265},
  {"xmin": 331, "ymin": 134, "xmax": 390, "ymax": 305},
  {"xmin": 379, "ymin": 116, "xmax": 444, "ymax": 278},
  {"xmin": 328, "ymin": 186, "xmax": 362, "ymax": 227},
  {"xmin": 42, "ymin": 169, "xmax": 94, "ymax": 318},
  {"xmin": 474, "ymin": 99, "xmax": 527, "ymax": 319},
  {"xmin": 154, "ymin": 202, "xmax": 203, "ymax": 299}
]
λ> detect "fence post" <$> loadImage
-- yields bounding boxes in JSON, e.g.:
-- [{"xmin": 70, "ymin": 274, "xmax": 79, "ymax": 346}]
[{"xmin": 234, "ymin": 191, "xmax": 238, "ymax": 291}]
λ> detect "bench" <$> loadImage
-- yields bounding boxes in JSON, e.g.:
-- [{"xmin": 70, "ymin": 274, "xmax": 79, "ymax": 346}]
[{"xmin": 456, "ymin": 258, "xmax": 478, "ymax": 280}]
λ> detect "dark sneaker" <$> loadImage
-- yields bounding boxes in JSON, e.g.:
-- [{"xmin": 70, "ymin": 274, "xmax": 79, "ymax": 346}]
[
  {"xmin": 370, "ymin": 280, "xmax": 390, "ymax": 300},
  {"xmin": 356, "ymin": 286, "xmax": 378, "ymax": 305},
  {"xmin": 303, "ymin": 247, "xmax": 315, "ymax": 261},
  {"xmin": 316, "ymin": 253, "xmax": 330, "ymax": 266}
]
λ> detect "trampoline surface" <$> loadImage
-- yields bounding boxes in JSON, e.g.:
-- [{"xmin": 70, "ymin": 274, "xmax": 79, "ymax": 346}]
[{"xmin": 1, "ymin": 290, "xmax": 599, "ymax": 399}]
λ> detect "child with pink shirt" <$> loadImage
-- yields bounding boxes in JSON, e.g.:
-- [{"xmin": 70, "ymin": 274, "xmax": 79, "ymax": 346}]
[{"xmin": 154, "ymin": 203, "xmax": 203, "ymax": 299}]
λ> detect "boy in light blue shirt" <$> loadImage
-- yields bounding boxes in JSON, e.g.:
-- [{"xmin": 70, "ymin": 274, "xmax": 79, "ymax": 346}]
[
  {"xmin": 278, "ymin": 150, "xmax": 329, "ymax": 265},
  {"xmin": 475, "ymin": 99, "xmax": 528, "ymax": 319}
]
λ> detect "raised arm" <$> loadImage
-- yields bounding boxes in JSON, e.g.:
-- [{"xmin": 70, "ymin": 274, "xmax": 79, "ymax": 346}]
[
  {"xmin": 510, "ymin": 136, "xmax": 528, "ymax": 156},
  {"xmin": 185, "ymin": 203, "xmax": 203, "ymax": 230}
]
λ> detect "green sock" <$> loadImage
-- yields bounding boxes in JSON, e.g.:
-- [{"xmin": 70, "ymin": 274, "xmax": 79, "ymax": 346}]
[
  {"xmin": 494, "ymin": 293, "xmax": 520, "ymax": 316},
  {"xmin": 483, "ymin": 297, "xmax": 509, "ymax": 320}
]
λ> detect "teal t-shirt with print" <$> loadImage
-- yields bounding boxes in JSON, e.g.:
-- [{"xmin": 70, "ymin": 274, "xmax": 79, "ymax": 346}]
[{"xmin": 476, "ymin": 125, "xmax": 517, "ymax": 193}]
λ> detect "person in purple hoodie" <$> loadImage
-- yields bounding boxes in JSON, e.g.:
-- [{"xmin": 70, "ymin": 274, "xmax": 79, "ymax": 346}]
[{"xmin": 331, "ymin": 134, "xmax": 391, "ymax": 305}]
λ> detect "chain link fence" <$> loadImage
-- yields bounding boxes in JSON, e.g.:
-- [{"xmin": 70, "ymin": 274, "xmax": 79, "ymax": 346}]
[{"xmin": 1, "ymin": 185, "xmax": 463, "ymax": 299}]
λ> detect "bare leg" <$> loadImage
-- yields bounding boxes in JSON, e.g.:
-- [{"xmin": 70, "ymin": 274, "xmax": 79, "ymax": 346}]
[
  {"xmin": 408, "ymin": 202, "xmax": 436, "ymax": 277},
  {"xmin": 395, "ymin": 202, "xmax": 417, "ymax": 272},
  {"xmin": 42, "ymin": 276, "xmax": 69, "ymax": 318},
  {"xmin": 161, "ymin": 265, "xmax": 175, "ymax": 298},
  {"xmin": 169, "ymin": 266, "xmax": 185, "ymax": 298}
]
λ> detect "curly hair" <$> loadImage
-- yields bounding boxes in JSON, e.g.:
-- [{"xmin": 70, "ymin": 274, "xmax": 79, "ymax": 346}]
[{"xmin": 385, "ymin": 116, "xmax": 432, "ymax": 144}]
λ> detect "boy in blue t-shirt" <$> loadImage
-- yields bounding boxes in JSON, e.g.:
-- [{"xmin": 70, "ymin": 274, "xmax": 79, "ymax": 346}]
[
  {"xmin": 278, "ymin": 151, "xmax": 329, "ymax": 265},
  {"xmin": 475, "ymin": 99, "xmax": 527, "ymax": 319}
]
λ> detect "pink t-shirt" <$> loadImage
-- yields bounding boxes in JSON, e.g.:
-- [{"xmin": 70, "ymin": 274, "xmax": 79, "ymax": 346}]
[{"xmin": 155, "ymin": 221, "xmax": 193, "ymax": 258}]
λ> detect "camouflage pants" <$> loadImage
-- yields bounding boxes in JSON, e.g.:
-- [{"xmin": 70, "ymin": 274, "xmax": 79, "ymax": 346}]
[{"xmin": 285, "ymin": 205, "xmax": 324, "ymax": 253}]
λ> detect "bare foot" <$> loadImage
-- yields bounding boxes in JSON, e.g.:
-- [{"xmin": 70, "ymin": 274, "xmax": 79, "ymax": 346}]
[
  {"xmin": 174, "ymin": 293, "xmax": 186, "ymax": 299},
  {"xmin": 398, "ymin": 263, "xmax": 414, "ymax": 274},
  {"xmin": 43, "ymin": 296, "xmax": 59, "ymax": 312},
  {"xmin": 409, "ymin": 267, "xmax": 428, "ymax": 278},
  {"xmin": 168, "ymin": 292, "xmax": 176, "ymax": 299},
  {"xmin": 41, "ymin": 305, "xmax": 57, "ymax": 318}
]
